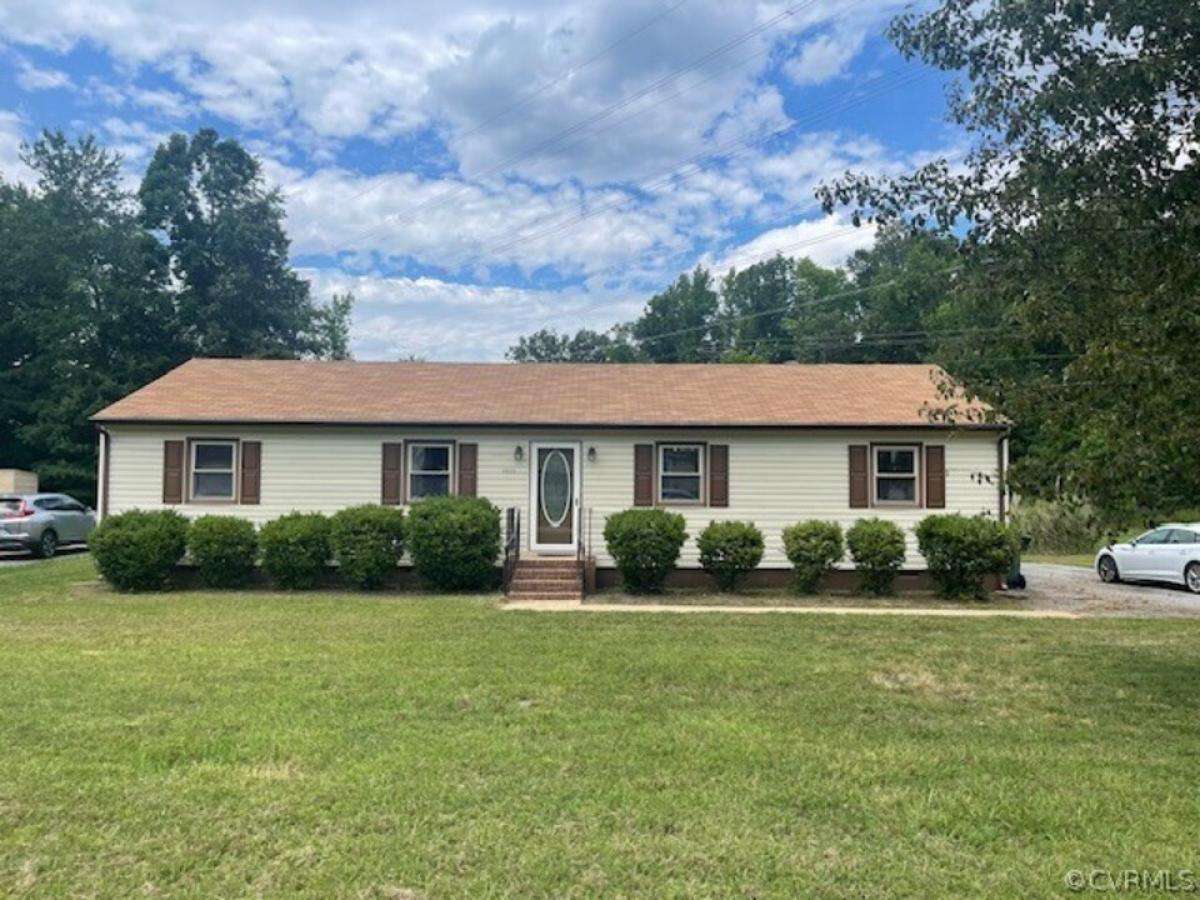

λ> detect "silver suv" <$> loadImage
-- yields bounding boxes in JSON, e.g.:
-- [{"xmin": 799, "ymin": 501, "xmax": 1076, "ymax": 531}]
[{"xmin": 0, "ymin": 493, "xmax": 97, "ymax": 558}]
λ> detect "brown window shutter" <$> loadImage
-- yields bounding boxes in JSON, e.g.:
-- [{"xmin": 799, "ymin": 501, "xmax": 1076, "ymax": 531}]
[
  {"xmin": 382, "ymin": 442, "xmax": 404, "ymax": 505},
  {"xmin": 458, "ymin": 443, "xmax": 478, "ymax": 497},
  {"xmin": 633, "ymin": 444, "xmax": 654, "ymax": 506},
  {"xmin": 925, "ymin": 445, "xmax": 946, "ymax": 509},
  {"xmin": 240, "ymin": 441, "xmax": 262, "ymax": 505},
  {"xmin": 848, "ymin": 444, "xmax": 869, "ymax": 509},
  {"xmin": 163, "ymin": 440, "xmax": 184, "ymax": 504},
  {"xmin": 708, "ymin": 444, "xmax": 729, "ymax": 507}
]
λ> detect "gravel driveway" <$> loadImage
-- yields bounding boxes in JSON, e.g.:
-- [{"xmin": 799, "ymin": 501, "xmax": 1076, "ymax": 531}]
[{"xmin": 1017, "ymin": 562, "xmax": 1200, "ymax": 617}]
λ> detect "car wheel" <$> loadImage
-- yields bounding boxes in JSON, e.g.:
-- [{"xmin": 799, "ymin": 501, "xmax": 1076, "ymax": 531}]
[
  {"xmin": 1006, "ymin": 573, "xmax": 1026, "ymax": 590},
  {"xmin": 1185, "ymin": 562, "xmax": 1200, "ymax": 595},
  {"xmin": 1097, "ymin": 554, "xmax": 1120, "ymax": 583},
  {"xmin": 35, "ymin": 530, "xmax": 58, "ymax": 559}
]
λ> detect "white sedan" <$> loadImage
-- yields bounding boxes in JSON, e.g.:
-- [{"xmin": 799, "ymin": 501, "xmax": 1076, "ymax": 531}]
[{"xmin": 1095, "ymin": 523, "xmax": 1200, "ymax": 594}]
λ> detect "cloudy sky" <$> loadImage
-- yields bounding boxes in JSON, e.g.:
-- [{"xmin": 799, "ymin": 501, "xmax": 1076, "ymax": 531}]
[{"xmin": 0, "ymin": 0, "xmax": 962, "ymax": 360}]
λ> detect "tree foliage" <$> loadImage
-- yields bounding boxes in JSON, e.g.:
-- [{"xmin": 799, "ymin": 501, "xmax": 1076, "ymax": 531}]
[
  {"xmin": 507, "ymin": 234, "xmax": 956, "ymax": 368},
  {"xmin": 817, "ymin": 0, "xmax": 1200, "ymax": 521},
  {"xmin": 0, "ymin": 128, "xmax": 352, "ymax": 503}
]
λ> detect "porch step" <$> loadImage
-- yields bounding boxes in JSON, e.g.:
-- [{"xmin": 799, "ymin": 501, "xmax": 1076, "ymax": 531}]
[
  {"xmin": 517, "ymin": 558, "xmax": 580, "ymax": 568},
  {"xmin": 507, "ymin": 558, "xmax": 584, "ymax": 601}
]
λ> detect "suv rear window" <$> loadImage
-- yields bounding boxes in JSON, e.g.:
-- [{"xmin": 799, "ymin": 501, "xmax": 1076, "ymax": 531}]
[{"xmin": 0, "ymin": 498, "xmax": 22, "ymax": 516}]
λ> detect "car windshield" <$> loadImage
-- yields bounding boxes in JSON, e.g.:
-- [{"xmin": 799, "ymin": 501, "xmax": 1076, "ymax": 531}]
[{"xmin": 1137, "ymin": 528, "xmax": 1171, "ymax": 544}]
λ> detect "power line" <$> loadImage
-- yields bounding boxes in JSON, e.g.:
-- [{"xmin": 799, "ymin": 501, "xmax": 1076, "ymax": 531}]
[{"xmin": 500, "ymin": 221, "xmax": 867, "ymax": 337}]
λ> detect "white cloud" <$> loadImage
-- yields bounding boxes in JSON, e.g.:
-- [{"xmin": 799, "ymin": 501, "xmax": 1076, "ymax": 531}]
[
  {"xmin": 99, "ymin": 117, "xmax": 171, "ymax": 163},
  {"xmin": 127, "ymin": 86, "xmax": 191, "ymax": 119},
  {"xmin": 0, "ymin": 110, "xmax": 34, "ymax": 184},
  {"xmin": 15, "ymin": 57, "xmax": 73, "ymax": 91},
  {"xmin": 0, "ymin": 0, "xmax": 902, "ymax": 167},
  {"xmin": 703, "ymin": 213, "xmax": 877, "ymax": 273},
  {"xmin": 784, "ymin": 29, "xmax": 867, "ymax": 85},
  {"xmin": 301, "ymin": 267, "xmax": 641, "ymax": 360}
]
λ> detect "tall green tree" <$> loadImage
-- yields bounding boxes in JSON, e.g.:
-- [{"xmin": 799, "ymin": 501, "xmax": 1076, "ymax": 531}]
[
  {"xmin": 2, "ymin": 128, "xmax": 353, "ymax": 504},
  {"xmin": 717, "ymin": 256, "xmax": 798, "ymax": 363},
  {"xmin": 630, "ymin": 266, "xmax": 719, "ymax": 362},
  {"xmin": 819, "ymin": 0, "xmax": 1200, "ymax": 520},
  {"xmin": 1, "ymin": 134, "xmax": 176, "ymax": 501},
  {"xmin": 139, "ymin": 128, "xmax": 346, "ymax": 359},
  {"xmin": 779, "ymin": 258, "xmax": 852, "ymax": 362}
]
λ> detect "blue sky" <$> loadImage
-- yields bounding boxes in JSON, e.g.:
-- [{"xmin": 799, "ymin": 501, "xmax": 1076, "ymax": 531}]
[{"xmin": 0, "ymin": 0, "xmax": 962, "ymax": 360}]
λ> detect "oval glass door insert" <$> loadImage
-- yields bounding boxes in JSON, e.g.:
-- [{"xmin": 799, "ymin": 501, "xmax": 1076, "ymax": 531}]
[{"xmin": 540, "ymin": 450, "xmax": 571, "ymax": 527}]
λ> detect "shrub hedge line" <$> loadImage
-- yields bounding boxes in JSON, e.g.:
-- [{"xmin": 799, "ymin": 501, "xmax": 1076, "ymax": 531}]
[
  {"xmin": 603, "ymin": 511, "xmax": 1014, "ymax": 599},
  {"xmin": 91, "ymin": 504, "xmax": 1012, "ymax": 601},
  {"xmin": 91, "ymin": 502, "xmax": 500, "ymax": 594}
]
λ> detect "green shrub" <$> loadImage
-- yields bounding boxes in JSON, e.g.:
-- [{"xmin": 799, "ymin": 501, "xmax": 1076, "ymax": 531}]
[
  {"xmin": 915, "ymin": 514, "xmax": 1014, "ymax": 600},
  {"xmin": 406, "ymin": 496, "xmax": 501, "ymax": 591},
  {"xmin": 846, "ymin": 518, "xmax": 907, "ymax": 595},
  {"xmin": 330, "ymin": 505, "xmax": 406, "ymax": 589},
  {"xmin": 603, "ymin": 508, "xmax": 688, "ymax": 594},
  {"xmin": 697, "ymin": 520, "xmax": 764, "ymax": 592},
  {"xmin": 259, "ymin": 512, "xmax": 332, "ymax": 589},
  {"xmin": 186, "ymin": 515, "xmax": 259, "ymax": 588},
  {"xmin": 89, "ymin": 509, "xmax": 188, "ymax": 592},
  {"xmin": 1009, "ymin": 497, "xmax": 1104, "ymax": 554},
  {"xmin": 781, "ymin": 520, "xmax": 844, "ymax": 593}
]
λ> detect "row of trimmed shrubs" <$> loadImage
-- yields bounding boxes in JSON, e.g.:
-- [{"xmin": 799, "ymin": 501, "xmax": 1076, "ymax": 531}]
[
  {"xmin": 604, "ymin": 509, "xmax": 1014, "ymax": 599},
  {"xmin": 89, "ymin": 496, "xmax": 501, "ymax": 593}
]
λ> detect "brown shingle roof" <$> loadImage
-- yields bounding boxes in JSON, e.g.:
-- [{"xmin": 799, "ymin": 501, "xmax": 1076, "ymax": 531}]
[{"xmin": 92, "ymin": 359, "xmax": 998, "ymax": 428}]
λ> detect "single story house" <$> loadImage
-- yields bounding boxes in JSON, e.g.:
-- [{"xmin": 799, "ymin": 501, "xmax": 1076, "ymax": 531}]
[{"xmin": 92, "ymin": 359, "xmax": 1008, "ymax": 595}]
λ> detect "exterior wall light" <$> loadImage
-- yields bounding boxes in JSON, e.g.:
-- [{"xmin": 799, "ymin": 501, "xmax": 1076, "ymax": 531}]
[
  {"xmin": 587, "ymin": 446, "xmax": 597, "ymax": 462},
  {"xmin": 514, "ymin": 445, "xmax": 525, "ymax": 462}
]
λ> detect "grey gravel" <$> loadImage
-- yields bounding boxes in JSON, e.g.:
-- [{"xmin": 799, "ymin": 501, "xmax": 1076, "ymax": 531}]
[{"xmin": 1014, "ymin": 562, "xmax": 1200, "ymax": 618}]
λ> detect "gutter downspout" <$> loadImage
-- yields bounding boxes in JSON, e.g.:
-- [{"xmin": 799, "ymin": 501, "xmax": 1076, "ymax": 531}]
[
  {"xmin": 997, "ymin": 432, "xmax": 1010, "ymax": 524},
  {"xmin": 97, "ymin": 425, "xmax": 111, "ymax": 522}
]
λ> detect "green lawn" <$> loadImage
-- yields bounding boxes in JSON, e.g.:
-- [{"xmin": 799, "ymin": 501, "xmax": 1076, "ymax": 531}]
[{"xmin": 2, "ymin": 556, "xmax": 1197, "ymax": 898}]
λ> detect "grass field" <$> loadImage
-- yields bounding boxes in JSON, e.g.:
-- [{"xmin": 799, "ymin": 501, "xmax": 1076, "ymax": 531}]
[{"xmin": 2, "ymin": 556, "xmax": 1197, "ymax": 897}]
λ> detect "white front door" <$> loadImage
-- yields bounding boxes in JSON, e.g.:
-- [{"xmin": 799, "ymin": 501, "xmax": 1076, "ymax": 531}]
[{"xmin": 530, "ymin": 442, "xmax": 579, "ymax": 554}]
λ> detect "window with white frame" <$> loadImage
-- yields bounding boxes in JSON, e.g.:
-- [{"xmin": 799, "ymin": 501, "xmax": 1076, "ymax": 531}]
[
  {"xmin": 658, "ymin": 444, "xmax": 704, "ymax": 503},
  {"xmin": 874, "ymin": 445, "xmax": 918, "ymax": 505},
  {"xmin": 191, "ymin": 441, "xmax": 236, "ymax": 501},
  {"xmin": 408, "ymin": 443, "xmax": 453, "ymax": 499}
]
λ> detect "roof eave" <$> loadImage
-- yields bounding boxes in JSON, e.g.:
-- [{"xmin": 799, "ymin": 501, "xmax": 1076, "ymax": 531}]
[{"xmin": 91, "ymin": 416, "xmax": 1009, "ymax": 431}]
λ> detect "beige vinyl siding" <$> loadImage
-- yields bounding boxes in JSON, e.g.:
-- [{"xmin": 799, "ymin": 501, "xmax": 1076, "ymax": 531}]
[{"xmin": 104, "ymin": 425, "xmax": 1002, "ymax": 569}]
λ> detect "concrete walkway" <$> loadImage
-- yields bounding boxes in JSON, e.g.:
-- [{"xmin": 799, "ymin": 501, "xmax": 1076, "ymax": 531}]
[{"xmin": 504, "ymin": 599, "xmax": 1080, "ymax": 618}]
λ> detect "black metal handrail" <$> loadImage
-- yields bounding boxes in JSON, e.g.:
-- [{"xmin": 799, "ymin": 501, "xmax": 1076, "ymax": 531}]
[
  {"xmin": 576, "ymin": 506, "xmax": 592, "ymax": 563},
  {"xmin": 502, "ymin": 507, "xmax": 521, "ymax": 592}
]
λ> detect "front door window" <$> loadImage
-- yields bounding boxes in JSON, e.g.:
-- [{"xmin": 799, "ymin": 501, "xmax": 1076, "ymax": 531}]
[{"xmin": 535, "ymin": 446, "xmax": 575, "ymax": 548}]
